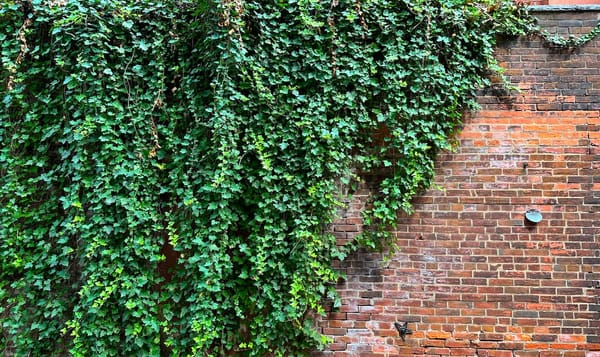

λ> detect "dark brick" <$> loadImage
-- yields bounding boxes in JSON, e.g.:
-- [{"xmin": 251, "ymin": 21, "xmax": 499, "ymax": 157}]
[
  {"xmin": 514, "ymin": 310, "xmax": 539, "ymax": 318},
  {"xmin": 532, "ymin": 335, "xmax": 556, "ymax": 342}
]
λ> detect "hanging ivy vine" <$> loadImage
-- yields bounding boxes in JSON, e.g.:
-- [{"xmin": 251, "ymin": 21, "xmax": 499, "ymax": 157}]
[{"xmin": 0, "ymin": 0, "xmax": 592, "ymax": 355}]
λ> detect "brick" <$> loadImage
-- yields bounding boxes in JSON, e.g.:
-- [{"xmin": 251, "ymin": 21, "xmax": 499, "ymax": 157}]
[
  {"xmin": 426, "ymin": 348, "xmax": 451, "ymax": 355},
  {"xmin": 480, "ymin": 334, "xmax": 504, "ymax": 341},
  {"xmin": 449, "ymin": 348, "xmax": 477, "ymax": 355},
  {"xmin": 323, "ymin": 328, "xmax": 348, "ymax": 336},
  {"xmin": 327, "ymin": 343, "xmax": 347, "ymax": 351},
  {"xmin": 532, "ymin": 335, "xmax": 556, "ymax": 342},
  {"xmin": 514, "ymin": 352, "xmax": 539, "ymax": 357},
  {"xmin": 473, "ymin": 341, "xmax": 500, "ymax": 349},
  {"xmin": 477, "ymin": 351, "xmax": 515, "ymax": 357},
  {"xmin": 563, "ymin": 352, "xmax": 585, "ymax": 357},
  {"xmin": 524, "ymin": 343, "xmax": 550, "ymax": 349},
  {"xmin": 427, "ymin": 331, "xmax": 452, "ymax": 339},
  {"xmin": 445, "ymin": 339, "xmax": 470, "ymax": 348}
]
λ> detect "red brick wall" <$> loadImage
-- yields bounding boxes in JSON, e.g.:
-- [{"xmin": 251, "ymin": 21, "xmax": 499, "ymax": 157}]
[{"xmin": 316, "ymin": 9, "xmax": 600, "ymax": 357}]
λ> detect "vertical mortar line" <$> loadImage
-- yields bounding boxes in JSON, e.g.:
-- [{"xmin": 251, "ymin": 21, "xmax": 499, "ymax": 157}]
[{"xmin": 587, "ymin": 115, "xmax": 592, "ymax": 156}]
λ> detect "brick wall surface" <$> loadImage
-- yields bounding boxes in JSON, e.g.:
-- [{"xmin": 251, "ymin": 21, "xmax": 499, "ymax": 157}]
[{"xmin": 315, "ymin": 9, "xmax": 600, "ymax": 357}]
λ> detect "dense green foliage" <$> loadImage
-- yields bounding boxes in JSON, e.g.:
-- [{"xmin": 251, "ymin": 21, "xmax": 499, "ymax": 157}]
[{"xmin": 0, "ymin": 0, "xmax": 538, "ymax": 355}]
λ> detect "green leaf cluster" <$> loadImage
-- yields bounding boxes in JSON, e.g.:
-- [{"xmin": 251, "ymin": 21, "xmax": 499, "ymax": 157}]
[{"xmin": 0, "ymin": 0, "xmax": 540, "ymax": 355}]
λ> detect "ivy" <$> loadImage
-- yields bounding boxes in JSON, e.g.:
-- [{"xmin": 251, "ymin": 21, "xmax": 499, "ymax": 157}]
[
  {"xmin": 0, "ymin": 0, "xmax": 571, "ymax": 355},
  {"xmin": 531, "ymin": 18, "xmax": 600, "ymax": 48}
]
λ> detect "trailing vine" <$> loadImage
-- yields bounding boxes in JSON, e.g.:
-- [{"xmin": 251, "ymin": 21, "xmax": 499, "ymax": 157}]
[
  {"xmin": 535, "ymin": 21, "xmax": 600, "ymax": 48},
  {"xmin": 0, "ymin": 0, "xmax": 592, "ymax": 355}
]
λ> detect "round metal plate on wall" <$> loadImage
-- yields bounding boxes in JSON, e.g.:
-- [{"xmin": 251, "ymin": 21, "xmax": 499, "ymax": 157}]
[{"xmin": 525, "ymin": 209, "xmax": 543, "ymax": 223}]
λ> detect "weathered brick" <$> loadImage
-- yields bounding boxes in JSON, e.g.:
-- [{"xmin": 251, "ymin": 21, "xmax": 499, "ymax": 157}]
[
  {"xmin": 514, "ymin": 351, "xmax": 540, "ymax": 357},
  {"xmin": 477, "ymin": 351, "xmax": 516, "ymax": 357},
  {"xmin": 425, "ymin": 347, "xmax": 451, "ymax": 355},
  {"xmin": 563, "ymin": 352, "xmax": 585, "ymax": 357},
  {"xmin": 427, "ymin": 331, "xmax": 452, "ymax": 340},
  {"xmin": 318, "ymin": 10, "xmax": 600, "ymax": 356}
]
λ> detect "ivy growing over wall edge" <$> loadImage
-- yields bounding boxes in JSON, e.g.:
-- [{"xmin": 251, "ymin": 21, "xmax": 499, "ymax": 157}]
[{"xmin": 0, "ymin": 0, "xmax": 590, "ymax": 355}]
